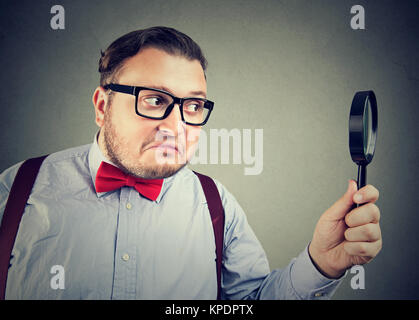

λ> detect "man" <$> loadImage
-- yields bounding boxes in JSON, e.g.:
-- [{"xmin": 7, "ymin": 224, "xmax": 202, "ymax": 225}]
[{"xmin": 0, "ymin": 26, "xmax": 382, "ymax": 299}]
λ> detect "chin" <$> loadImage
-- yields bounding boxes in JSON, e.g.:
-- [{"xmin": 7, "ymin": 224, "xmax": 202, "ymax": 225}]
[
  {"xmin": 141, "ymin": 163, "xmax": 187, "ymax": 179},
  {"xmin": 122, "ymin": 150, "xmax": 189, "ymax": 179}
]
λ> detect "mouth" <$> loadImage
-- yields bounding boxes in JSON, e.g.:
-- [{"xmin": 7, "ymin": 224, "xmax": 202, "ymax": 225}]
[{"xmin": 147, "ymin": 142, "xmax": 180, "ymax": 154}]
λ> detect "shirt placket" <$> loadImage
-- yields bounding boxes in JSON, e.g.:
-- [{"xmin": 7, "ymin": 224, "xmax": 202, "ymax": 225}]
[{"xmin": 111, "ymin": 187, "xmax": 138, "ymax": 299}]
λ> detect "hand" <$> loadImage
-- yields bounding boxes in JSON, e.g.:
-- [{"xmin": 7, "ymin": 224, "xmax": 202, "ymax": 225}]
[{"xmin": 308, "ymin": 180, "xmax": 382, "ymax": 278}]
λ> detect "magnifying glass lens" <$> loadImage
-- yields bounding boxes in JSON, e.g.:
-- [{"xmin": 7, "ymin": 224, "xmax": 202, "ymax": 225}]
[{"xmin": 363, "ymin": 98, "xmax": 373, "ymax": 156}]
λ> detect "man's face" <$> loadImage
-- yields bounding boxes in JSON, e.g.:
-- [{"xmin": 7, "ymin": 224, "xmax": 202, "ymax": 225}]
[{"xmin": 94, "ymin": 47, "xmax": 206, "ymax": 179}]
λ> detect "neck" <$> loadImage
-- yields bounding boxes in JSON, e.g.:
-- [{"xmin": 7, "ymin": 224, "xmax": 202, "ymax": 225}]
[{"xmin": 97, "ymin": 129, "xmax": 110, "ymax": 162}]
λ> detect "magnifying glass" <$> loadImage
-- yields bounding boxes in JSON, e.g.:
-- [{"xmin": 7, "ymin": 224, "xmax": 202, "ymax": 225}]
[{"xmin": 349, "ymin": 91, "xmax": 378, "ymax": 191}]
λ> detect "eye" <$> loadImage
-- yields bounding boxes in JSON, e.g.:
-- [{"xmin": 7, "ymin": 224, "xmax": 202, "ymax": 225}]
[
  {"xmin": 184, "ymin": 101, "xmax": 204, "ymax": 113},
  {"xmin": 144, "ymin": 97, "xmax": 165, "ymax": 107}
]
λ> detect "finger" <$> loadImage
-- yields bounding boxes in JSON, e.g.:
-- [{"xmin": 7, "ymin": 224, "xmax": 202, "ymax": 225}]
[
  {"xmin": 343, "ymin": 240, "xmax": 382, "ymax": 258},
  {"xmin": 344, "ymin": 223, "xmax": 381, "ymax": 242},
  {"xmin": 353, "ymin": 184, "xmax": 380, "ymax": 205},
  {"xmin": 345, "ymin": 203, "xmax": 380, "ymax": 227},
  {"xmin": 323, "ymin": 180, "xmax": 358, "ymax": 220}
]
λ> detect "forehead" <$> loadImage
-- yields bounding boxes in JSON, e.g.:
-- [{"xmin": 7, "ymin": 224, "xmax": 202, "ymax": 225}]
[{"xmin": 116, "ymin": 47, "xmax": 207, "ymax": 97}]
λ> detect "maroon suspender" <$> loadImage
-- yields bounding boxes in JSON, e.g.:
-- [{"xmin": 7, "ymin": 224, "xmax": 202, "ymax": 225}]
[
  {"xmin": 0, "ymin": 155, "xmax": 48, "ymax": 300},
  {"xmin": 0, "ymin": 157, "xmax": 225, "ymax": 300},
  {"xmin": 193, "ymin": 171, "xmax": 225, "ymax": 300}
]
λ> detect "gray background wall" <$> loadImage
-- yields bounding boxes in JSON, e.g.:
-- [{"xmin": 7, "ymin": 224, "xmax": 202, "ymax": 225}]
[{"xmin": 1, "ymin": 0, "xmax": 418, "ymax": 299}]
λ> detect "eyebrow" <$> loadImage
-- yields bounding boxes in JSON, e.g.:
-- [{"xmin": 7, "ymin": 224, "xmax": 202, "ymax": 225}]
[{"xmin": 150, "ymin": 85, "xmax": 207, "ymax": 98}]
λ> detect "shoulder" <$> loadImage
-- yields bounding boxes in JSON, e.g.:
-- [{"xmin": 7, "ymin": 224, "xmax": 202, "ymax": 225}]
[
  {"xmin": 181, "ymin": 167, "xmax": 235, "ymax": 203},
  {"xmin": 42, "ymin": 143, "xmax": 91, "ymax": 167},
  {"xmin": 183, "ymin": 167, "xmax": 246, "ymax": 231},
  {"xmin": 0, "ymin": 161, "xmax": 24, "ymax": 194},
  {"xmin": 0, "ymin": 143, "xmax": 92, "ymax": 191},
  {"xmin": 0, "ymin": 143, "xmax": 92, "ymax": 224}
]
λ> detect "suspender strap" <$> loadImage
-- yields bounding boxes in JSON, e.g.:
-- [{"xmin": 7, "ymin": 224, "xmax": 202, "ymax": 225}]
[
  {"xmin": 193, "ymin": 171, "xmax": 225, "ymax": 300},
  {"xmin": 0, "ymin": 155, "xmax": 48, "ymax": 300}
]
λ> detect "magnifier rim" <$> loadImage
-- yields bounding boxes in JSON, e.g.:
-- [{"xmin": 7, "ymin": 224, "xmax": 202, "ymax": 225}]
[{"xmin": 349, "ymin": 90, "xmax": 378, "ymax": 165}]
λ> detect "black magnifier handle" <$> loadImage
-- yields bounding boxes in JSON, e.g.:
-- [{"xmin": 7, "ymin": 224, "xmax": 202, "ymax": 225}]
[
  {"xmin": 357, "ymin": 164, "xmax": 367, "ymax": 190},
  {"xmin": 355, "ymin": 164, "xmax": 367, "ymax": 208}
]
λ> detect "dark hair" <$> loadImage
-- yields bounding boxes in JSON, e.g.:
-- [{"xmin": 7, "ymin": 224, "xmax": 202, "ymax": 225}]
[{"xmin": 98, "ymin": 26, "xmax": 207, "ymax": 87}]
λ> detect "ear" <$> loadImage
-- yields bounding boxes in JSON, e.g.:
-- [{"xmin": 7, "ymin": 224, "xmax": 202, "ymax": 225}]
[{"xmin": 92, "ymin": 86, "xmax": 109, "ymax": 128}]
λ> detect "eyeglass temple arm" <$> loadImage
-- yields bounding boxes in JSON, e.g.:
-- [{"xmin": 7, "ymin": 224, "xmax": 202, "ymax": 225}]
[{"xmin": 103, "ymin": 84, "xmax": 136, "ymax": 95}]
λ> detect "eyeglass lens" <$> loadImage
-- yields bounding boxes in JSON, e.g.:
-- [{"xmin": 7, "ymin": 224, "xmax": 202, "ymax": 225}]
[{"xmin": 137, "ymin": 89, "xmax": 209, "ymax": 124}]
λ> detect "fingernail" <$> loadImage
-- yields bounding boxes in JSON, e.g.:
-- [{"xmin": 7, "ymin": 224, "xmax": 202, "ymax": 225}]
[{"xmin": 354, "ymin": 193, "xmax": 363, "ymax": 203}]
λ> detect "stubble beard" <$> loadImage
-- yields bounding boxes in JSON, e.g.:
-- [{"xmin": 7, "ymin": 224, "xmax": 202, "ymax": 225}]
[{"xmin": 101, "ymin": 105, "xmax": 188, "ymax": 179}]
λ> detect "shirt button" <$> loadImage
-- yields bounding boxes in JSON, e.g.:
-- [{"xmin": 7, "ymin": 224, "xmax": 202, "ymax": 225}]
[
  {"xmin": 314, "ymin": 292, "xmax": 323, "ymax": 297},
  {"xmin": 126, "ymin": 203, "xmax": 132, "ymax": 210},
  {"xmin": 122, "ymin": 253, "xmax": 130, "ymax": 261}
]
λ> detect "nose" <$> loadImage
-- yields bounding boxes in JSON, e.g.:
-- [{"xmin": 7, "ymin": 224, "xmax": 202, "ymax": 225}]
[{"xmin": 156, "ymin": 103, "xmax": 186, "ymax": 137}]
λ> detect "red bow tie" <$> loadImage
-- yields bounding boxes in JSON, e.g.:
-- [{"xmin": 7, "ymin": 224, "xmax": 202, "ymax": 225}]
[{"xmin": 95, "ymin": 162, "xmax": 163, "ymax": 201}]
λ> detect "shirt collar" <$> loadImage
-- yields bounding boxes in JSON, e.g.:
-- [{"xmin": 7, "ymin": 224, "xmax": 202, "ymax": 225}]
[
  {"xmin": 88, "ymin": 131, "xmax": 117, "ymax": 198},
  {"xmin": 87, "ymin": 131, "xmax": 183, "ymax": 203}
]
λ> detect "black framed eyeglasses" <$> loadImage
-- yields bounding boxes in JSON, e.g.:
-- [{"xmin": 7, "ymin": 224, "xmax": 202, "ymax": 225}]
[{"xmin": 103, "ymin": 83, "xmax": 214, "ymax": 126}]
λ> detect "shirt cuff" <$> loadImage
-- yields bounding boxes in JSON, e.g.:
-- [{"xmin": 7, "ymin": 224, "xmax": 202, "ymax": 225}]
[{"xmin": 290, "ymin": 244, "xmax": 346, "ymax": 299}]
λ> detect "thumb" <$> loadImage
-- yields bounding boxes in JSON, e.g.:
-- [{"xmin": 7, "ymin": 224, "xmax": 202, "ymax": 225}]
[{"xmin": 323, "ymin": 180, "xmax": 358, "ymax": 220}]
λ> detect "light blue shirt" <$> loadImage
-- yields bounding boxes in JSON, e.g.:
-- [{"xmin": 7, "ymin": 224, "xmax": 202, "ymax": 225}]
[{"xmin": 0, "ymin": 133, "xmax": 343, "ymax": 299}]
